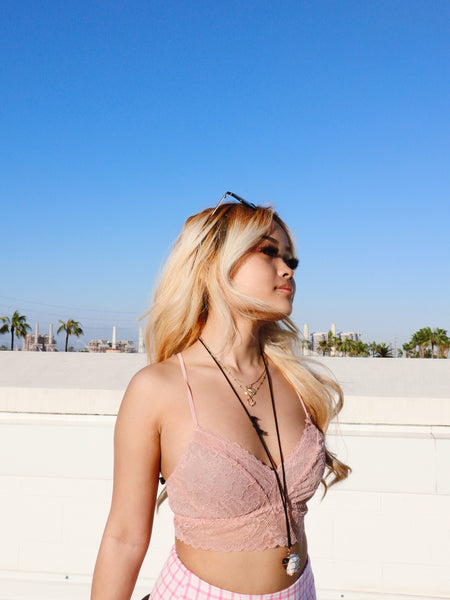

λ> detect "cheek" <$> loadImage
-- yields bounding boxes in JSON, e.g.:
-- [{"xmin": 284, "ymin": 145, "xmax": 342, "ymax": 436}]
[
  {"xmin": 231, "ymin": 271, "xmax": 258, "ymax": 295},
  {"xmin": 230, "ymin": 258, "xmax": 267, "ymax": 295}
]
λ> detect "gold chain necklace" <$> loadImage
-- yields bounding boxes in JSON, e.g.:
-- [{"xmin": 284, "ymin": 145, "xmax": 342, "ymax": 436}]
[{"xmin": 212, "ymin": 356, "xmax": 266, "ymax": 406}]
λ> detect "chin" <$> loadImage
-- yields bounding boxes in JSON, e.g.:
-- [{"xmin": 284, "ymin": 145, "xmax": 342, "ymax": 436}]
[
  {"xmin": 265, "ymin": 304, "xmax": 293, "ymax": 320},
  {"xmin": 276, "ymin": 298, "xmax": 294, "ymax": 314}
]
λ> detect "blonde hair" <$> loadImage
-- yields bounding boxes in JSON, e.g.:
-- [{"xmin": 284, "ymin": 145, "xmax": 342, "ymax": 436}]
[{"xmin": 145, "ymin": 202, "xmax": 350, "ymax": 492}]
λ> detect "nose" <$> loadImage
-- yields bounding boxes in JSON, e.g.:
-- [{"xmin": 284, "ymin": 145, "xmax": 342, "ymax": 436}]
[{"xmin": 279, "ymin": 258, "xmax": 294, "ymax": 279}]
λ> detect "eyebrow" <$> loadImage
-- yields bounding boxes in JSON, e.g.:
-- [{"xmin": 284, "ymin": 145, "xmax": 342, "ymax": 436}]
[{"xmin": 261, "ymin": 235, "xmax": 291, "ymax": 253}]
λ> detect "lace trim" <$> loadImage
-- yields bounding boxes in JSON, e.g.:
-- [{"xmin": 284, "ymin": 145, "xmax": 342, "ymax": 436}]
[
  {"xmin": 165, "ymin": 418, "xmax": 316, "ymax": 488},
  {"xmin": 173, "ymin": 505, "xmax": 307, "ymax": 552}
]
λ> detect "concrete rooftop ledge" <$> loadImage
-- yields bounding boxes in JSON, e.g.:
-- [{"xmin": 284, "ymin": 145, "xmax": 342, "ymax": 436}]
[
  {"xmin": 1, "ymin": 352, "xmax": 449, "ymax": 393},
  {"xmin": 0, "ymin": 351, "xmax": 147, "ymax": 389},
  {"xmin": 1, "ymin": 353, "xmax": 449, "ymax": 425},
  {"xmin": 1, "ymin": 390, "xmax": 449, "ymax": 426}
]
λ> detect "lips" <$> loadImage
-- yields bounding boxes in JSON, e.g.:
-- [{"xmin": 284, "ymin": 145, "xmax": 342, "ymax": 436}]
[{"xmin": 276, "ymin": 285, "xmax": 293, "ymax": 294}]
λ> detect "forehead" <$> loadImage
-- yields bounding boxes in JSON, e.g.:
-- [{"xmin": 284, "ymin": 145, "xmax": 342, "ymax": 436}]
[{"xmin": 266, "ymin": 222, "xmax": 291, "ymax": 249}]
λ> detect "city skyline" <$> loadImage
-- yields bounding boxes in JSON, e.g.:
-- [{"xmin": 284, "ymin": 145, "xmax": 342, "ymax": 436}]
[{"xmin": 1, "ymin": 313, "xmax": 441, "ymax": 354}]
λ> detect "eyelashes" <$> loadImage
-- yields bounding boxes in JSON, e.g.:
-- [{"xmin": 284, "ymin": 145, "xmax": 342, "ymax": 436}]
[
  {"xmin": 260, "ymin": 246, "xmax": 278, "ymax": 257},
  {"xmin": 284, "ymin": 257, "xmax": 299, "ymax": 270},
  {"xmin": 260, "ymin": 246, "xmax": 299, "ymax": 270}
]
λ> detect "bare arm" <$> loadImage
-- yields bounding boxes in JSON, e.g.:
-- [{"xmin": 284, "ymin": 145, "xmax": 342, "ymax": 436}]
[{"xmin": 91, "ymin": 369, "xmax": 162, "ymax": 600}]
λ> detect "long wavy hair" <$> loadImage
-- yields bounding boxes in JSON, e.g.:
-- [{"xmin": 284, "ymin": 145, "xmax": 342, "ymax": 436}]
[{"xmin": 145, "ymin": 201, "xmax": 350, "ymax": 492}]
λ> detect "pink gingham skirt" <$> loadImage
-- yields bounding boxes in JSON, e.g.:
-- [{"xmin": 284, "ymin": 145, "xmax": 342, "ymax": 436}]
[{"xmin": 149, "ymin": 546, "xmax": 316, "ymax": 599}]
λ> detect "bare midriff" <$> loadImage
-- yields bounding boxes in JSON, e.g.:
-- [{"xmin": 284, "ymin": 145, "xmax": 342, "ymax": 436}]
[{"xmin": 175, "ymin": 534, "xmax": 308, "ymax": 595}]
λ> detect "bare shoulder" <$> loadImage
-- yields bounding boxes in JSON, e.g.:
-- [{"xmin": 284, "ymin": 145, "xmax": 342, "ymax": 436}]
[
  {"xmin": 118, "ymin": 355, "xmax": 184, "ymax": 427},
  {"xmin": 126, "ymin": 355, "xmax": 183, "ymax": 400}
]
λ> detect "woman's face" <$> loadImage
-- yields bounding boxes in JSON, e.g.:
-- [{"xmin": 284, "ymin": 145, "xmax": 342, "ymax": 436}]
[{"xmin": 231, "ymin": 222, "xmax": 297, "ymax": 317}]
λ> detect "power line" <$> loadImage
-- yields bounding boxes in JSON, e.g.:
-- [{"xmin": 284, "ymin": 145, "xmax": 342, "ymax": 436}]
[{"xmin": 0, "ymin": 295, "xmax": 141, "ymax": 315}]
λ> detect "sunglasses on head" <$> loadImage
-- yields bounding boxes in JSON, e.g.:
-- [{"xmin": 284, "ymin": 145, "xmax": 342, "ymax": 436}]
[
  {"xmin": 212, "ymin": 191, "xmax": 257, "ymax": 214},
  {"xmin": 212, "ymin": 193, "xmax": 298, "ymax": 271}
]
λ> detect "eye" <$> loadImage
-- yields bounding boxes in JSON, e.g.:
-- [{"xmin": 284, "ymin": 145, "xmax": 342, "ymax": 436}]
[
  {"xmin": 260, "ymin": 245, "xmax": 279, "ymax": 257},
  {"xmin": 259, "ymin": 246, "xmax": 299, "ymax": 270}
]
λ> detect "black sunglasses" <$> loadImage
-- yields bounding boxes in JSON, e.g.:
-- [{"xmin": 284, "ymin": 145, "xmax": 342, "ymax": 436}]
[{"xmin": 212, "ymin": 191, "xmax": 257, "ymax": 214}]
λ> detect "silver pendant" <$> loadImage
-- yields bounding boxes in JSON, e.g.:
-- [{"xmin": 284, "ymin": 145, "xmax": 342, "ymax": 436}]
[{"xmin": 282, "ymin": 552, "xmax": 300, "ymax": 576}]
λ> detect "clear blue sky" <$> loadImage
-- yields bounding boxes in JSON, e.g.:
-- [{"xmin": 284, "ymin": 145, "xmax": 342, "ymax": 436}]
[{"xmin": 1, "ymin": 1, "xmax": 449, "ymax": 351}]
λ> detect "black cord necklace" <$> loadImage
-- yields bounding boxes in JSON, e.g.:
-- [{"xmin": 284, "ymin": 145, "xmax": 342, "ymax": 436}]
[{"xmin": 199, "ymin": 338, "xmax": 300, "ymax": 576}]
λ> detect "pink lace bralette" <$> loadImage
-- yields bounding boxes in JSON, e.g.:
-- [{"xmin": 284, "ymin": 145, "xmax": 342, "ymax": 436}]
[{"xmin": 164, "ymin": 353, "xmax": 326, "ymax": 552}]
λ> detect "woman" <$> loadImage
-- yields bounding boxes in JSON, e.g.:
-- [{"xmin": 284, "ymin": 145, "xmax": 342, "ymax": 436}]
[{"xmin": 91, "ymin": 192, "xmax": 350, "ymax": 600}]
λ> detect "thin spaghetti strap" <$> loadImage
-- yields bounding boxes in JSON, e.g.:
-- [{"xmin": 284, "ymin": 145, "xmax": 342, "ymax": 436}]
[
  {"xmin": 296, "ymin": 391, "xmax": 311, "ymax": 422},
  {"xmin": 176, "ymin": 353, "xmax": 199, "ymax": 427}
]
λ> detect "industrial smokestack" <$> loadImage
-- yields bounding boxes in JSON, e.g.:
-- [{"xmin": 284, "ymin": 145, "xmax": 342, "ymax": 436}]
[
  {"xmin": 49, "ymin": 323, "xmax": 53, "ymax": 342},
  {"xmin": 35, "ymin": 323, "xmax": 39, "ymax": 341},
  {"xmin": 303, "ymin": 324, "xmax": 309, "ymax": 356},
  {"xmin": 112, "ymin": 326, "xmax": 117, "ymax": 350}
]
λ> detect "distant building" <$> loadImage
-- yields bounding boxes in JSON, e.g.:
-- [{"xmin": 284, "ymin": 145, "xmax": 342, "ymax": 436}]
[
  {"xmin": 109, "ymin": 340, "xmax": 136, "ymax": 353},
  {"xmin": 88, "ymin": 339, "xmax": 136, "ymax": 353},
  {"xmin": 87, "ymin": 339, "xmax": 111, "ymax": 353},
  {"xmin": 311, "ymin": 332, "xmax": 328, "ymax": 352},
  {"xmin": 309, "ymin": 327, "xmax": 363, "ymax": 354},
  {"xmin": 340, "ymin": 331, "xmax": 362, "ymax": 342},
  {"xmin": 23, "ymin": 333, "xmax": 57, "ymax": 352}
]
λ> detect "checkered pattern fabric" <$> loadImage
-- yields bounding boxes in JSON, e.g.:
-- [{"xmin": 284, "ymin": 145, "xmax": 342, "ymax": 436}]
[{"xmin": 149, "ymin": 546, "xmax": 316, "ymax": 599}]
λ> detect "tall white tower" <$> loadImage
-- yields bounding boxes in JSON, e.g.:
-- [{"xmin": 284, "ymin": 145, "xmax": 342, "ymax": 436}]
[
  {"xmin": 138, "ymin": 327, "xmax": 144, "ymax": 353},
  {"xmin": 303, "ymin": 323, "xmax": 310, "ymax": 356}
]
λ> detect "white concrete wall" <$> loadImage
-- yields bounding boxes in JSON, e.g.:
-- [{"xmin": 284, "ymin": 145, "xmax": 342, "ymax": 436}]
[{"xmin": 0, "ymin": 354, "xmax": 449, "ymax": 600}]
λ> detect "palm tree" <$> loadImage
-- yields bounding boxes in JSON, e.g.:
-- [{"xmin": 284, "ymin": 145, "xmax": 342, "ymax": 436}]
[
  {"xmin": 368, "ymin": 341, "xmax": 377, "ymax": 357},
  {"xmin": 407, "ymin": 327, "xmax": 450, "ymax": 359},
  {"xmin": 434, "ymin": 328, "xmax": 450, "ymax": 358},
  {"xmin": 402, "ymin": 341, "xmax": 416, "ymax": 358},
  {"xmin": 327, "ymin": 330, "xmax": 337, "ymax": 356},
  {"xmin": 337, "ymin": 336, "xmax": 353, "ymax": 357},
  {"xmin": 318, "ymin": 339, "xmax": 329, "ymax": 356},
  {"xmin": 57, "ymin": 319, "xmax": 84, "ymax": 352},
  {"xmin": 351, "ymin": 340, "xmax": 369, "ymax": 357},
  {"xmin": 410, "ymin": 328, "xmax": 429, "ymax": 358},
  {"xmin": 437, "ymin": 342, "xmax": 450, "ymax": 359},
  {"xmin": 374, "ymin": 343, "xmax": 393, "ymax": 358},
  {"xmin": 424, "ymin": 327, "xmax": 448, "ymax": 358},
  {"xmin": 0, "ymin": 311, "xmax": 31, "ymax": 350},
  {"xmin": 416, "ymin": 327, "xmax": 435, "ymax": 357}
]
